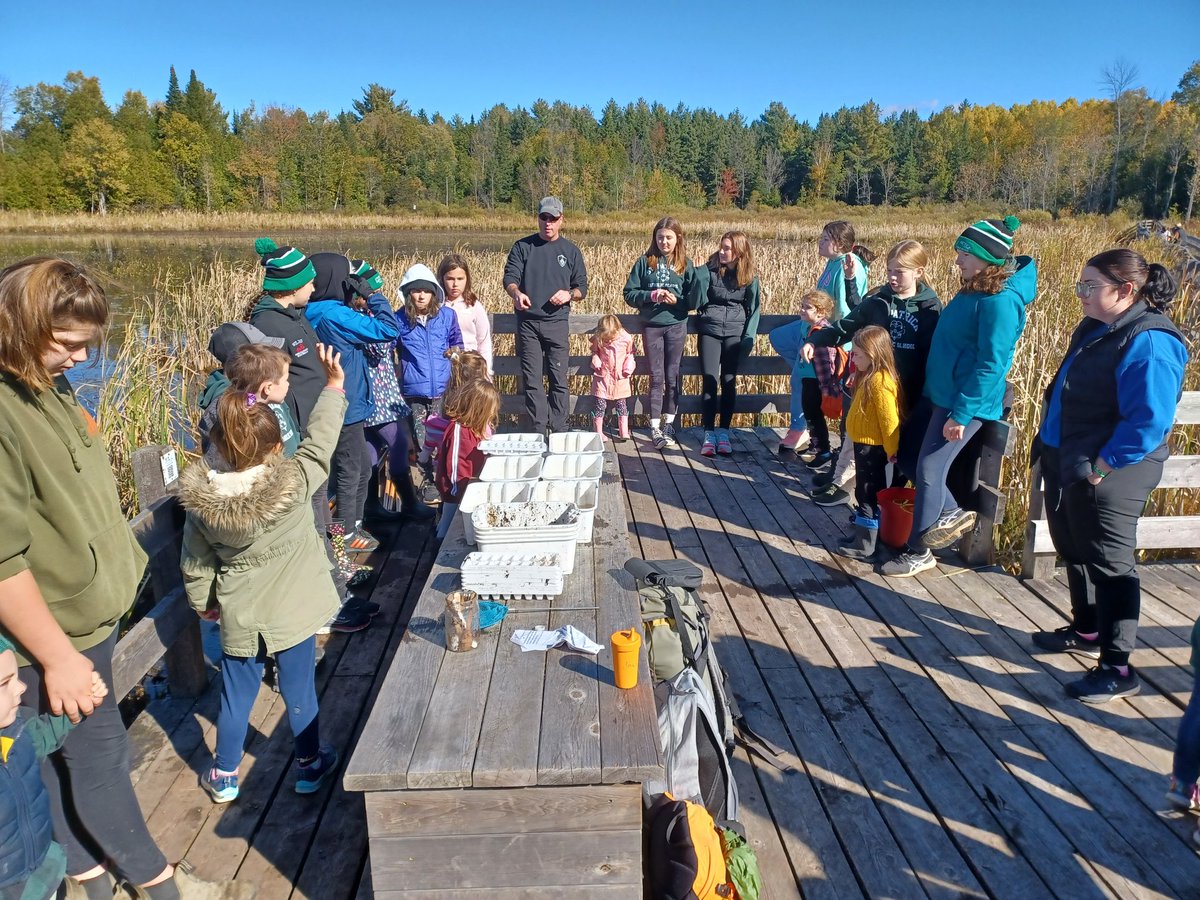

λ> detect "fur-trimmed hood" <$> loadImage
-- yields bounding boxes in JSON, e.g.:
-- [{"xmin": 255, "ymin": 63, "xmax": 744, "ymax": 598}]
[{"xmin": 176, "ymin": 455, "xmax": 306, "ymax": 544}]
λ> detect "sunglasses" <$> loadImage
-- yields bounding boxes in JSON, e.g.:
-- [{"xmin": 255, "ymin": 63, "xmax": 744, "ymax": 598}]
[
  {"xmin": 538, "ymin": 213, "xmax": 561, "ymax": 222},
  {"xmin": 1074, "ymin": 280, "xmax": 1122, "ymax": 298}
]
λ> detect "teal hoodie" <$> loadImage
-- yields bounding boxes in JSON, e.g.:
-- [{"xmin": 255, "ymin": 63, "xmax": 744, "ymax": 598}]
[
  {"xmin": 815, "ymin": 254, "xmax": 868, "ymax": 322},
  {"xmin": 923, "ymin": 256, "xmax": 1038, "ymax": 424}
]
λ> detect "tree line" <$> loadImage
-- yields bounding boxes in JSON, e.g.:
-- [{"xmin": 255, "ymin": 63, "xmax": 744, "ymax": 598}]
[{"xmin": 1, "ymin": 62, "xmax": 1198, "ymax": 219}]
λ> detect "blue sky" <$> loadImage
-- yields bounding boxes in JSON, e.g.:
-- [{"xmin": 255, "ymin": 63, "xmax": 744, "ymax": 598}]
[{"xmin": 3, "ymin": 1, "xmax": 1197, "ymax": 124}]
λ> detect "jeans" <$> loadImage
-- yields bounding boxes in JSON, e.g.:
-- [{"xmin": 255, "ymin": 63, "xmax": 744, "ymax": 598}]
[
  {"xmin": 18, "ymin": 631, "xmax": 169, "ymax": 883},
  {"xmin": 698, "ymin": 332, "xmax": 741, "ymax": 431},
  {"xmin": 1041, "ymin": 443, "xmax": 1162, "ymax": 667},
  {"xmin": 643, "ymin": 321, "xmax": 687, "ymax": 420},
  {"xmin": 908, "ymin": 405, "xmax": 983, "ymax": 547},
  {"xmin": 516, "ymin": 316, "xmax": 570, "ymax": 432},
  {"xmin": 768, "ymin": 319, "xmax": 809, "ymax": 432},
  {"xmin": 332, "ymin": 422, "xmax": 372, "ymax": 527},
  {"xmin": 215, "ymin": 636, "xmax": 321, "ymax": 772},
  {"xmin": 1174, "ymin": 670, "xmax": 1200, "ymax": 787},
  {"xmin": 800, "ymin": 378, "xmax": 830, "ymax": 452},
  {"xmin": 853, "ymin": 443, "xmax": 888, "ymax": 520}
]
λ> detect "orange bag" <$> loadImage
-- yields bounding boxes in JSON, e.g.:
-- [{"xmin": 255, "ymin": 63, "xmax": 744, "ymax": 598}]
[{"xmin": 820, "ymin": 394, "xmax": 842, "ymax": 420}]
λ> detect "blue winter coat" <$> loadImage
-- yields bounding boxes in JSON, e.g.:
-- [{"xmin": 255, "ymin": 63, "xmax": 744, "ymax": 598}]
[
  {"xmin": 923, "ymin": 256, "xmax": 1038, "ymax": 424},
  {"xmin": 0, "ymin": 713, "xmax": 71, "ymax": 892},
  {"xmin": 396, "ymin": 306, "xmax": 464, "ymax": 399},
  {"xmin": 304, "ymin": 293, "xmax": 400, "ymax": 425}
]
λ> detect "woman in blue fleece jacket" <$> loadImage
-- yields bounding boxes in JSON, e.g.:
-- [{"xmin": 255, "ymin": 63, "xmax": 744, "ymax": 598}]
[{"xmin": 1030, "ymin": 248, "xmax": 1186, "ymax": 704}]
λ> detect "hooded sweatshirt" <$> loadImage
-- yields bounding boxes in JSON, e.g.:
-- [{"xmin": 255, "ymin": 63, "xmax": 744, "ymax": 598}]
[
  {"xmin": 923, "ymin": 256, "xmax": 1038, "ymax": 425},
  {"xmin": 249, "ymin": 297, "xmax": 326, "ymax": 431},
  {"xmin": 0, "ymin": 374, "xmax": 147, "ymax": 661},
  {"xmin": 304, "ymin": 252, "xmax": 401, "ymax": 426},
  {"xmin": 808, "ymin": 279, "xmax": 942, "ymax": 412},
  {"xmin": 623, "ymin": 255, "xmax": 703, "ymax": 326},
  {"xmin": 177, "ymin": 388, "xmax": 347, "ymax": 657}
]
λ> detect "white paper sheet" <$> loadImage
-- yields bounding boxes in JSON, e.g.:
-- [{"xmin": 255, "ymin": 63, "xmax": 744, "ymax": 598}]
[{"xmin": 511, "ymin": 624, "xmax": 603, "ymax": 655}]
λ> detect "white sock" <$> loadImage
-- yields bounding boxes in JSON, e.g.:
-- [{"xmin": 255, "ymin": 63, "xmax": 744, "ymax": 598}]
[
  {"xmin": 664, "ymin": 414, "xmax": 675, "ymax": 425},
  {"xmin": 651, "ymin": 418, "xmax": 661, "ymax": 430}
]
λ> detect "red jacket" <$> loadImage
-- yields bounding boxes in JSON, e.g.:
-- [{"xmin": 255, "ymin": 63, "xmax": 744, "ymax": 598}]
[{"xmin": 435, "ymin": 420, "xmax": 486, "ymax": 500}]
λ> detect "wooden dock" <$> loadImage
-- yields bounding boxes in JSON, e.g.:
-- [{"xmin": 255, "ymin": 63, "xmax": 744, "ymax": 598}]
[{"xmin": 126, "ymin": 427, "xmax": 1200, "ymax": 899}]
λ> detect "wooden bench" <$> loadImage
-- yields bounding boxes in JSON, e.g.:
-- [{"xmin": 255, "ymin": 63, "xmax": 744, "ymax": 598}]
[
  {"xmin": 344, "ymin": 451, "xmax": 664, "ymax": 898},
  {"xmin": 1021, "ymin": 391, "xmax": 1200, "ymax": 578}
]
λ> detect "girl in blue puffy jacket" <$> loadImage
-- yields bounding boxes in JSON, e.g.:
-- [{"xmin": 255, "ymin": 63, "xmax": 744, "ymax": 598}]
[{"xmin": 395, "ymin": 263, "xmax": 464, "ymax": 498}]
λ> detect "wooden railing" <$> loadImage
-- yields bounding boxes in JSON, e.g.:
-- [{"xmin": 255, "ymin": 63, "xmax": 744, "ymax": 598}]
[{"xmin": 1021, "ymin": 392, "xmax": 1200, "ymax": 579}]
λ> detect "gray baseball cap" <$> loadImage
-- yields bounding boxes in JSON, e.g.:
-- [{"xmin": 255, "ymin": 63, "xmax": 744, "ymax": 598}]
[
  {"xmin": 208, "ymin": 321, "xmax": 285, "ymax": 363},
  {"xmin": 538, "ymin": 196, "xmax": 564, "ymax": 218}
]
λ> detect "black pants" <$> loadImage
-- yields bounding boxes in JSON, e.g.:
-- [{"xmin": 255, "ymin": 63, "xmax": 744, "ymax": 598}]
[
  {"xmin": 800, "ymin": 378, "xmax": 830, "ymax": 452},
  {"xmin": 19, "ymin": 630, "xmax": 169, "ymax": 883},
  {"xmin": 332, "ymin": 421, "xmax": 372, "ymax": 527},
  {"xmin": 517, "ymin": 316, "xmax": 570, "ymax": 432},
  {"xmin": 645, "ymin": 321, "xmax": 687, "ymax": 421},
  {"xmin": 853, "ymin": 443, "xmax": 889, "ymax": 520},
  {"xmin": 698, "ymin": 331, "xmax": 741, "ymax": 430},
  {"xmin": 1041, "ymin": 444, "xmax": 1162, "ymax": 667}
]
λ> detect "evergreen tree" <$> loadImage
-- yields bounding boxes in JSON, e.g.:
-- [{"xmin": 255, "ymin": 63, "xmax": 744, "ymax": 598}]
[{"xmin": 165, "ymin": 66, "xmax": 182, "ymax": 110}]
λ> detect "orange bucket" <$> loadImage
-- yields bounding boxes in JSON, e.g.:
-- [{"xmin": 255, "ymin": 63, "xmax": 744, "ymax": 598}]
[
  {"xmin": 877, "ymin": 487, "xmax": 916, "ymax": 549},
  {"xmin": 611, "ymin": 629, "xmax": 641, "ymax": 690}
]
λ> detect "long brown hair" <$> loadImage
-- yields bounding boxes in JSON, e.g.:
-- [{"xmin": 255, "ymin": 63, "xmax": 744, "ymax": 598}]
[
  {"xmin": 211, "ymin": 391, "xmax": 283, "ymax": 471},
  {"xmin": 444, "ymin": 348, "xmax": 489, "ymax": 395},
  {"xmin": 710, "ymin": 231, "xmax": 756, "ymax": 287},
  {"xmin": 645, "ymin": 217, "xmax": 688, "ymax": 275},
  {"xmin": 225, "ymin": 344, "xmax": 290, "ymax": 392},
  {"xmin": 0, "ymin": 257, "xmax": 109, "ymax": 391},
  {"xmin": 851, "ymin": 326, "xmax": 904, "ymax": 416},
  {"xmin": 592, "ymin": 314, "xmax": 625, "ymax": 350},
  {"xmin": 437, "ymin": 253, "xmax": 478, "ymax": 306},
  {"xmin": 443, "ymin": 378, "xmax": 500, "ymax": 436}
]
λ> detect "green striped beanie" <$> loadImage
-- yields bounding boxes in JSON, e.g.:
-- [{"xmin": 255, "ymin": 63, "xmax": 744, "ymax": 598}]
[
  {"xmin": 255, "ymin": 238, "xmax": 316, "ymax": 292},
  {"xmin": 954, "ymin": 216, "xmax": 1021, "ymax": 266},
  {"xmin": 351, "ymin": 259, "xmax": 384, "ymax": 293}
]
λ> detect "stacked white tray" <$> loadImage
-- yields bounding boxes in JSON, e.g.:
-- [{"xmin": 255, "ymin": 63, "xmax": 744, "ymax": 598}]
[
  {"xmin": 530, "ymin": 480, "xmax": 597, "ymax": 543},
  {"xmin": 479, "ymin": 433, "xmax": 547, "ymax": 456},
  {"xmin": 458, "ymin": 481, "xmax": 533, "ymax": 544},
  {"xmin": 471, "ymin": 501, "xmax": 580, "ymax": 574},
  {"xmin": 460, "ymin": 552, "xmax": 565, "ymax": 600},
  {"xmin": 547, "ymin": 431, "xmax": 604, "ymax": 456},
  {"xmin": 478, "ymin": 454, "xmax": 543, "ymax": 484},
  {"xmin": 540, "ymin": 452, "xmax": 603, "ymax": 483}
]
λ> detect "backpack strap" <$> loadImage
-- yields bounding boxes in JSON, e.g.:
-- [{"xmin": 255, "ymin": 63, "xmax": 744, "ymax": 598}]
[{"xmin": 664, "ymin": 584, "xmax": 708, "ymax": 678}]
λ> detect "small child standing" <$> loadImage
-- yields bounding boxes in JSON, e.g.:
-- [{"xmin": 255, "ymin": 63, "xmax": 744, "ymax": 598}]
[
  {"xmin": 793, "ymin": 291, "xmax": 842, "ymax": 467},
  {"xmin": 837, "ymin": 326, "xmax": 902, "ymax": 562},
  {"xmin": 435, "ymin": 379, "xmax": 502, "ymax": 539},
  {"xmin": 590, "ymin": 314, "xmax": 637, "ymax": 443},
  {"xmin": 179, "ymin": 345, "xmax": 347, "ymax": 804},
  {"xmin": 438, "ymin": 254, "xmax": 493, "ymax": 376},
  {"xmin": 420, "ymin": 350, "xmax": 491, "ymax": 488},
  {"xmin": 0, "ymin": 634, "xmax": 107, "ymax": 900}
]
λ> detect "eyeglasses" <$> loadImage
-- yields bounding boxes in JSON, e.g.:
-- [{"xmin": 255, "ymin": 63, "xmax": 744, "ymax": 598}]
[
  {"xmin": 538, "ymin": 213, "xmax": 561, "ymax": 222},
  {"xmin": 1073, "ymin": 280, "xmax": 1122, "ymax": 298}
]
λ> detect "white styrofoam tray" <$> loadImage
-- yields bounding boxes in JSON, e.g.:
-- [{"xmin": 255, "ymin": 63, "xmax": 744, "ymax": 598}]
[
  {"xmin": 540, "ymin": 453, "xmax": 603, "ymax": 483},
  {"xmin": 530, "ymin": 480, "xmax": 597, "ymax": 543},
  {"xmin": 459, "ymin": 481, "xmax": 533, "ymax": 544},
  {"xmin": 478, "ymin": 454, "xmax": 543, "ymax": 484},
  {"xmin": 471, "ymin": 501, "xmax": 579, "ymax": 574},
  {"xmin": 460, "ymin": 551, "xmax": 565, "ymax": 599},
  {"xmin": 547, "ymin": 431, "xmax": 604, "ymax": 456},
  {"xmin": 479, "ymin": 433, "xmax": 548, "ymax": 456}
]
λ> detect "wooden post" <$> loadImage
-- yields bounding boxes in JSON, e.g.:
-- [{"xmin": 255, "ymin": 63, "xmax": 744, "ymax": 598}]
[
  {"xmin": 1019, "ymin": 457, "xmax": 1057, "ymax": 580},
  {"xmin": 958, "ymin": 420, "xmax": 1012, "ymax": 567},
  {"xmin": 131, "ymin": 444, "xmax": 180, "ymax": 512}
]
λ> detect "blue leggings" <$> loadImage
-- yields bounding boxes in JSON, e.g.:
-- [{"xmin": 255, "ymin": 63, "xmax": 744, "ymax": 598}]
[
  {"xmin": 908, "ymin": 405, "xmax": 982, "ymax": 549},
  {"xmin": 215, "ymin": 636, "xmax": 321, "ymax": 772},
  {"xmin": 768, "ymin": 319, "xmax": 808, "ymax": 431},
  {"xmin": 1174, "ymin": 670, "xmax": 1200, "ymax": 787}
]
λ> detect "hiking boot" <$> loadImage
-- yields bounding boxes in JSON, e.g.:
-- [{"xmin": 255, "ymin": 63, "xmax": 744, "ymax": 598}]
[
  {"xmin": 121, "ymin": 859, "xmax": 256, "ymax": 899},
  {"xmin": 201, "ymin": 766, "xmax": 239, "ymax": 804},
  {"xmin": 716, "ymin": 429, "xmax": 732, "ymax": 456},
  {"xmin": 804, "ymin": 450, "xmax": 834, "ymax": 470},
  {"xmin": 879, "ymin": 548, "xmax": 936, "ymax": 578},
  {"xmin": 920, "ymin": 508, "xmax": 977, "ymax": 549},
  {"xmin": 1065, "ymin": 665, "xmax": 1140, "ymax": 704},
  {"xmin": 295, "ymin": 746, "xmax": 339, "ymax": 794},
  {"xmin": 61, "ymin": 873, "xmax": 118, "ymax": 899},
  {"xmin": 662, "ymin": 424, "xmax": 678, "ymax": 447},
  {"xmin": 651, "ymin": 428, "xmax": 668, "ymax": 450},
  {"xmin": 813, "ymin": 485, "xmax": 850, "ymax": 507},
  {"xmin": 1031, "ymin": 625, "xmax": 1101, "ymax": 660},
  {"xmin": 701, "ymin": 431, "xmax": 716, "ymax": 457},
  {"xmin": 1166, "ymin": 776, "xmax": 1200, "ymax": 812}
]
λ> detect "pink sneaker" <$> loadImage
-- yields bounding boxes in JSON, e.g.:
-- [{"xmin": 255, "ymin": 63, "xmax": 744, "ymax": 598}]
[{"xmin": 779, "ymin": 429, "xmax": 809, "ymax": 453}]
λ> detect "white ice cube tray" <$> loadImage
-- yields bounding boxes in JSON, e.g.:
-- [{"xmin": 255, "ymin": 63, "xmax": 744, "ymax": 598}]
[
  {"xmin": 540, "ymin": 453, "xmax": 603, "ymax": 483},
  {"xmin": 471, "ymin": 501, "xmax": 580, "ymax": 574},
  {"xmin": 547, "ymin": 431, "xmax": 604, "ymax": 456},
  {"xmin": 460, "ymin": 552, "xmax": 565, "ymax": 600},
  {"xmin": 478, "ymin": 454, "xmax": 544, "ymax": 484},
  {"xmin": 479, "ymin": 433, "xmax": 548, "ymax": 456},
  {"xmin": 458, "ymin": 481, "xmax": 533, "ymax": 544},
  {"xmin": 530, "ymin": 480, "xmax": 597, "ymax": 543}
]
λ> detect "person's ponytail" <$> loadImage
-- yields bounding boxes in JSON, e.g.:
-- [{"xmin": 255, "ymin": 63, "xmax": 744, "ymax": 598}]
[
  {"xmin": 1139, "ymin": 263, "xmax": 1177, "ymax": 312},
  {"xmin": 212, "ymin": 391, "xmax": 283, "ymax": 471}
]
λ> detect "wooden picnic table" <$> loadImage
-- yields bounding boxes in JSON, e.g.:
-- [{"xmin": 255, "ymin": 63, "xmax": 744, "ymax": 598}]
[{"xmin": 344, "ymin": 450, "xmax": 664, "ymax": 898}]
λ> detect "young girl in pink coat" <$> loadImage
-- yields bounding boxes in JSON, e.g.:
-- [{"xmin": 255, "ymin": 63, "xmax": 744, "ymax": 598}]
[{"xmin": 590, "ymin": 314, "xmax": 637, "ymax": 442}]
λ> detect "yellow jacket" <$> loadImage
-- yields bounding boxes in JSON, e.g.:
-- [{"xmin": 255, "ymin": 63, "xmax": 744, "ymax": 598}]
[{"xmin": 846, "ymin": 371, "xmax": 901, "ymax": 457}]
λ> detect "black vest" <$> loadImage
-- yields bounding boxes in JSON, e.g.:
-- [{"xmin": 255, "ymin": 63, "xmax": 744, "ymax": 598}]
[{"xmin": 1043, "ymin": 300, "xmax": 1183, "ymax": 483}]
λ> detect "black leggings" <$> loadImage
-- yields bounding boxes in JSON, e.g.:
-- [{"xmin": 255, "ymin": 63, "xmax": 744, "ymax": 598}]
[
  {"xmin": 800, "ymin": 378, "xmax": 830, "ymax": 452},
  {"xmin": 19, "ymin": 630, "xmax": 169, "ymax": 883},
  {"xmin": 853, "ymin": 443, "xmax": 889, "ymax": 520},
  {"xmin": 332, "ymin": 421, "xmax": 372, "ymax": 527},
  {"xmin": 698, "ymin": 332, "xmax": 741, "ymax": 430},
  {"xmin": 644, "ymin": 321, "xmax": 687, "ymax": 420}
]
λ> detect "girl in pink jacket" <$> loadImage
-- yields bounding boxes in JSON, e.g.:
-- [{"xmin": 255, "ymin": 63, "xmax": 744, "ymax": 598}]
[{"xmin": 590, "ymin": 314, "xmax": 637, "ymax": 442}]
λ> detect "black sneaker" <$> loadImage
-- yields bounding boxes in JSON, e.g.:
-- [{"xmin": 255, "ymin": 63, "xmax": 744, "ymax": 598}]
[
  {"xmin": 328, "ymin": 605, "xmax": 371, "ymax": 633},
  {"xmin": 804, "ymin": 450, "xmax": 833, "ymax": 470},
  {"xmin": 1031, "ymin": 625, "xmax": 1101, "ymax": 660},
  {"xmin": 812, "ymin": 471, "xmax": 835, "ymax": 490},
  {"xmin": 344, "ymin": 596, "xmax": 381, "ymax": 618},
  {"xmin": 920, "ymin": 508, "xmax": 977, "ymax": 549},
  {"xmin": 813, "ymin": 486, "xmax": 850, "ymax": 507},
  {"xmin": 1065, "ymin": 665, "xmax": 1140, "ymax": 704},
  {"xmin": 418, "ymin": 481, "xmax": 441, "ymax": 504}
]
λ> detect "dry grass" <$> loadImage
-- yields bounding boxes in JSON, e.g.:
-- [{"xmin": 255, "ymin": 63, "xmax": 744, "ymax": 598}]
[{"xmin": 93, "ymin": 215, "xmax": 1198, "ymax": 569}]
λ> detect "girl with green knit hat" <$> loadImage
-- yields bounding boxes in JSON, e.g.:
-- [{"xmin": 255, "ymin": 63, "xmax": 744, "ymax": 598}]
[{"xmin": 881, "ymin": 215, "xmax": 1038, "ymax": 577}]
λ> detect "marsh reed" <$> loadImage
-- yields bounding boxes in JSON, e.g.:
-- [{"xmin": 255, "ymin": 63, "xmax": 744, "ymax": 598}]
[{"xmin": 90, "ymin": 216, "xmax": 1197, "ymax": 570}]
